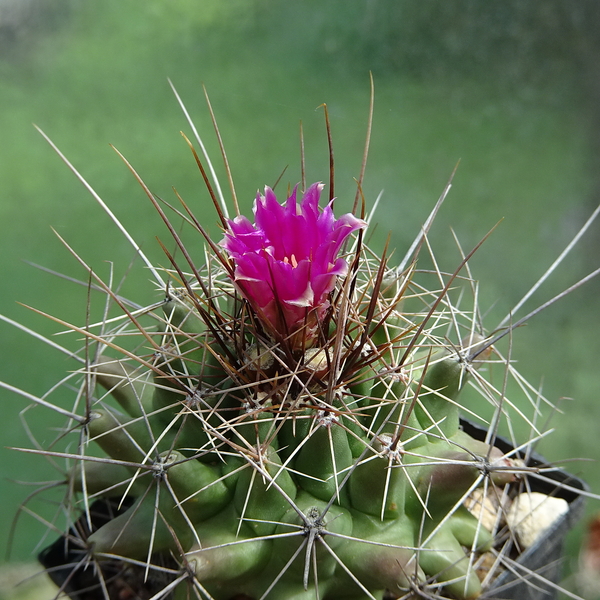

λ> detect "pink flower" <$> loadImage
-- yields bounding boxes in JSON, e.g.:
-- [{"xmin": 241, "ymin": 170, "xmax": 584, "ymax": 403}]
[{"xmin": 221, "ymin": 183, "xmax": 366, "ymax": 345}]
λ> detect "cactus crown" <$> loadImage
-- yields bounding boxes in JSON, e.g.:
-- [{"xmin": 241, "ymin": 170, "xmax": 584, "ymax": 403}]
[{"xmin": 10, "ymin": 90, "xmax": 595, "ymax": 600}]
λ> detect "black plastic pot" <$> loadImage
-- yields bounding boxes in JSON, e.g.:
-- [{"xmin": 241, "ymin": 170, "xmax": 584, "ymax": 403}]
[
  {"xmin": 462, "ymin": 420, "xmax": 587, "ymax": 600},
  {"xmin": 38, "ymin": 498, "xmax": 180, "ymax": 600}
]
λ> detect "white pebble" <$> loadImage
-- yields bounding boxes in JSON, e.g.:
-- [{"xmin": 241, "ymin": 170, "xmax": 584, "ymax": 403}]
[{"xmin": 506, "ymin": 491, "xmax": 569, "ymax": 549}]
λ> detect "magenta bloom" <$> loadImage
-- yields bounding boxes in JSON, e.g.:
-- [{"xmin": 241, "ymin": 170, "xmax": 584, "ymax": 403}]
[{"xmin": 221, "ymin": 183, "xmax": 366, "ymax": 344}]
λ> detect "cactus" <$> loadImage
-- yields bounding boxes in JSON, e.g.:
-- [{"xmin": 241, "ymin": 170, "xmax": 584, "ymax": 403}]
[{"xmin": 8, "ymin": 92, "xmax": 596, "ymax": 600}]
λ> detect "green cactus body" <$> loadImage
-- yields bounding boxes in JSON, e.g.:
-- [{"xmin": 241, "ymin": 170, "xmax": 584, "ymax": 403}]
[
  {"xmin": 87, "ymin": 409, "xmax": 156, "ymax": 464},
  {"xmin": 415, "ymin": 349, "xmax": 464, "ymax": 439},
  {"xmin": 338, "ymin": 509, "xmax": 422, "ymax": 593},
  {"xmin": 233, "ymin": 446, "xmax": 298, "ymax": 537},
  {"xmin": 71, "ymin": 459, "xmax": 148, "ymax": 498},
  {"xmin": 348, "ymin": 439, "xmax": 407, "ymax": 520},
  {"xmin": 93, "ymin": 355, "xmax": 154, "ymax": 418},
  {"xmin": 294, "ymin": 410, "xmax": 354, "ymax": 504},
  {"xmin": 188, "ymin": 504, "xmax": 273, "ymax": 585},
  {"xmin": 87, "ymin": 486, "xmax": 194, "ymax": 558}
]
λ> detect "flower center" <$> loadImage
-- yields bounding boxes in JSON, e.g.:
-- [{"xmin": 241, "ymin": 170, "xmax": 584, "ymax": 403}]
[{"xmin": 283, "ymin": 254, "xmax": 299, "ymax": 268}]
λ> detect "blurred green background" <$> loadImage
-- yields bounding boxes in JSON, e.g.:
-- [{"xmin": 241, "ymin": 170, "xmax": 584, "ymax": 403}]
[{"xmin": 1, "ymin": 0, "xmax": 600, "ymax": 595}]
